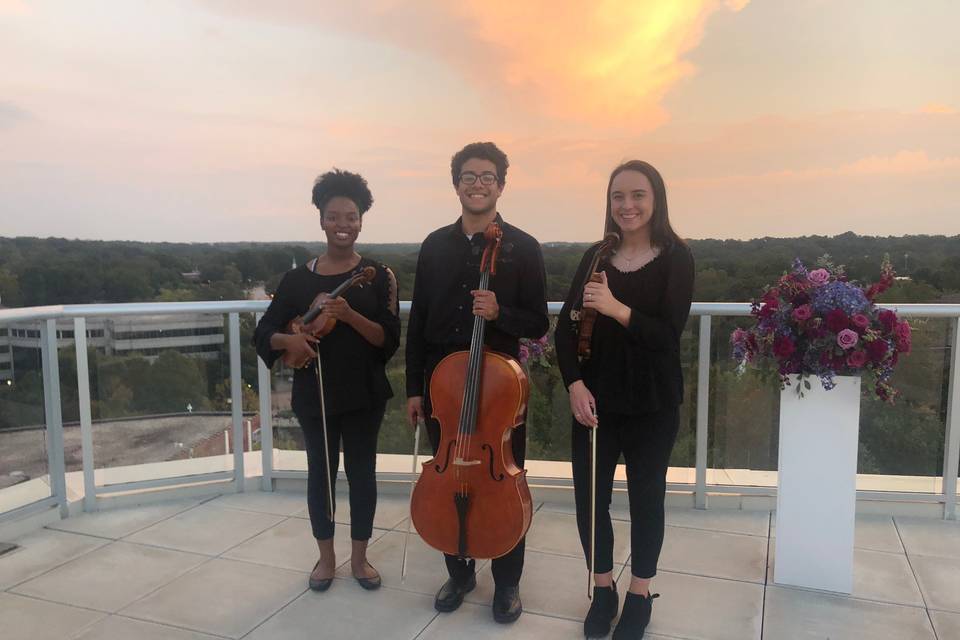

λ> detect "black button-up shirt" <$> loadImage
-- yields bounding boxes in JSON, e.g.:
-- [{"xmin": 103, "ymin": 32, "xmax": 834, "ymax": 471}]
[{"xmin": 405, "ymin": 214, "xmax": 549, "ymax": 397}]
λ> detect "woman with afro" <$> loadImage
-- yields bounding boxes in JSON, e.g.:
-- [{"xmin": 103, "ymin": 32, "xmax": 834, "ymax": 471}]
[{"xmin": 254, "ymin": 169, "xmax": 400, "ymax": 592}]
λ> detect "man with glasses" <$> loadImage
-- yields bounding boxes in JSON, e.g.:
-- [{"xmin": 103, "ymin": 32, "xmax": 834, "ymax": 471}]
[{"xmin": 406, "ymin": 141, "xmax": 549, "ymax": 623}]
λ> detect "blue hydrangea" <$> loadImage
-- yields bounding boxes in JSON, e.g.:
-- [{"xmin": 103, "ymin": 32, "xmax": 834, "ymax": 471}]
[{"xmin": 811, "ymin": 281, "xmax": 869, "ymax": 316}]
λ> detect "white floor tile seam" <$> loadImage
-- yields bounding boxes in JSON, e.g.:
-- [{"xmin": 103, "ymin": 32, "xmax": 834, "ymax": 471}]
[
  {"xmin": 658, "ymin": 522, "xmax": 771, "ymax": 540},
  {"xmin": 766, "ymin": 583, "xmax": 932, "ymax": 613},
  {"xmin": 2, "ymin": 532, "xmax": 113, "ymax": 592},
  {"xmin": 654, "ymin": 566, "xmax": 767, "ymax": 587},
  {"xmin": 893, "ymin": 516, "xmax": 937, "ymax": 616},
  {"xmin": 230, "ymin": 583, "xmax": 312, "ymax": 640},
  {"xmin": 109, "ymin": 610, "xmax": 236, "ymax": 640}
]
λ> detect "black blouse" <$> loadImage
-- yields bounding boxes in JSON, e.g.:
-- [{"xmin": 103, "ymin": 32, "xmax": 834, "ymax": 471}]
[
  {"xmin": 253, "ymin": 257, "xmax": 401, "ymax": 417},
  {"xmin": 554, "ymin": 241, "xmax": 695, "ymax": 416}
]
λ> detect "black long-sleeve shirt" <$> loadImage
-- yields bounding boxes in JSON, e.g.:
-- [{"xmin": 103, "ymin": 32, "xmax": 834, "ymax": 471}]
[
  {"xmin": 405, "ymin": 214, "xmax": 549, "ymax": 397},
  {"xmin": 555, "ymin": 241, "xmax": 695, "ymax": 415},
  {"xmin": 253, "ymin": 257, "xmax": 400, "ymax": 417}
]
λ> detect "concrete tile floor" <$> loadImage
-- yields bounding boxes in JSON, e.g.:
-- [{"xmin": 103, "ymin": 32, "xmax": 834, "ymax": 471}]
[{"xmin": 2, "ymin": 491, "xmax": 956, "ymax": 640}]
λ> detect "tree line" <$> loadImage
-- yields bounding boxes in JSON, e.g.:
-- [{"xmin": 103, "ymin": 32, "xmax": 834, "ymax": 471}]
[{"xmin": 2, "ymin": 232, "xmax": 960, "ymax": 308}]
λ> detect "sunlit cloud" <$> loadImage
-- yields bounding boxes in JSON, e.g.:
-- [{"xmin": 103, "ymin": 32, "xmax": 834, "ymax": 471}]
[
  {"xmin": 0, "ymin": 0, "xmax": 29, "ymax": 15},
  {"xmin": 921, "ymin": 102, "xmax": 957, "ymax": 115},
  {"xmin": 199, "ymin": 1, "xmax": 750, "ymax": 128}
]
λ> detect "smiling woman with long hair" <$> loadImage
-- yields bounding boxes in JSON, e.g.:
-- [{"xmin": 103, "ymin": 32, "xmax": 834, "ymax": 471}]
[
  {"xmin": 555, "ymin": 160, "xmax": 695, "ymax": 639},
  {"xmin": 253, "ymin": 169, "xmax": 400, "ymax": 593}
]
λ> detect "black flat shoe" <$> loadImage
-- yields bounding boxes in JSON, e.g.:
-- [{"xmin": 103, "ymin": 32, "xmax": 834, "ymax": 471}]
[
  {"xmin": 492, "ymin": 585, "xmax": 522, "ymax": 624},
  {"xmin": 353, "ymin": 562, "xmax": 382, "ymax": 591},
  {"xmin": 584, "ymin": 582, "xmax": 619, "ymax": 638},
  {"xmin": 434, "ymin": 573, "xmax": 476, "ymax": 612},
  {"xmin": 308, "ymin": 560, "xmax": 333, "ymax": 592},
  {"xmin": 612, "ymin": 592, "xmax": 659, "ymax": 640}
]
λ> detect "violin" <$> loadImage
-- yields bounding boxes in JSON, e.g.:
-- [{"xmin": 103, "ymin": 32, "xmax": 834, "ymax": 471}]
[
  {"xmin": 281, "ymin": 265, "xmax": 376, "ymax": 368},
  {"xmin": 575, "ymin": 233, "xmax": 620, "ymax": 359},
  {"xmin": 410, "ymin": 223, "xmax": 533, "ymax": 560}
]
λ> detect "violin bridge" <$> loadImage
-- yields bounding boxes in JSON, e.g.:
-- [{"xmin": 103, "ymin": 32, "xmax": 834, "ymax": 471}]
[{"xmin": 453, "ymin": 457, "xmax": 481, "ymax": 467}]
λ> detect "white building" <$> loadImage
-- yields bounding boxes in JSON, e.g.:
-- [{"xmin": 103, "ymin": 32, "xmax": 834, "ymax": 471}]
[{"xmin": 0, "ymin": 315, "xmax": 225, "ymax": 379}]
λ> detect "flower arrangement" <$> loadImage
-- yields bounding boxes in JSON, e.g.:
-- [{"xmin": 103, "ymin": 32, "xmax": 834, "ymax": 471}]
[
  {"xmin": 731, "ymin": 256, "xmax": 911, "ymax": 402},
  {"xmin": 518, "ymin": 334, "xmax": 552, "ymax": 369}
]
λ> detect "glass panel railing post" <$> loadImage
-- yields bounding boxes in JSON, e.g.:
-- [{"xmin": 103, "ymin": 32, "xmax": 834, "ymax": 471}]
[
  {"xmin": 73, "ymin": 317, "xmax": 97, "ymax": 512},
  {"xmin": 228, "ymin": 313, "xmax": 244, "ymax": 492},
  {"xmin": 695, "ymin": 315, "xmax": 711, "ymax": 509},
  {"xmin": 41, "ymin": 318, "xmax": 68, "ymax": 517},
  {"xmin": 256, "ymin": 312, "xmax": 273, "ymax": 492},
  {"xmin": 943, "ymin": 316, "xmax": 960, "ymax": 520}
]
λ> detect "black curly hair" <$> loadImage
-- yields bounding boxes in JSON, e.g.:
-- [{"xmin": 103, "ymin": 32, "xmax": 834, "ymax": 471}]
[
  {"xmin": 450, "ymin": 142, "xmax": 508, "ymax": 187},
  {"xmin": 311, "ymin": 168, "xmax": 374, "ymax": 215}
]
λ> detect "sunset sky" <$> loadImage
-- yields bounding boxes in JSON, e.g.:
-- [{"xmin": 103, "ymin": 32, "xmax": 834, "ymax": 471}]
[{"xmin": 2, "ymin": 0, "xmax": 958, "ymax": 243}]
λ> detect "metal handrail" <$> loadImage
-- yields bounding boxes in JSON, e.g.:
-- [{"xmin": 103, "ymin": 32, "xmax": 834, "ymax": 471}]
[{"xmin": 1, "ymin": 300, "xmax": 958, "ymax": 523}]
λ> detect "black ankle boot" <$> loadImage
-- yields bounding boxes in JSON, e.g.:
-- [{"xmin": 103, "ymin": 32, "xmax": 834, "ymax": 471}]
[
  {"xmin": 611, "ymin": 592, "xmax": 659, "ymax": 640},
  {"xmin": 583, "ymin": 582, "xmax": 618, "ymax": 638}
]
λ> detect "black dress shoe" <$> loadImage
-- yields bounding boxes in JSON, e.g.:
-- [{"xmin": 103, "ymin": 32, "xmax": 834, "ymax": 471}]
[
  {"xmin": 434, "ymin": 573, "xmax": 476, "ymax": 612},
  {"xmin": 583, "ymin": 582, "xmax": 619, "ymax": 638},
  {"xmin": 353, "ymin": 562, "xmax": 382, "ymax": 591},
  {"xmin": 308, "ymin": 560, "xmax": 333, "ymax": 592},
  {"xmin": 492, "ymin": 585, "xmax": 522, "ymax": 624},
  {"xmin": 612, "ymin": 592, "xmax": 659, "ymax": 640}
]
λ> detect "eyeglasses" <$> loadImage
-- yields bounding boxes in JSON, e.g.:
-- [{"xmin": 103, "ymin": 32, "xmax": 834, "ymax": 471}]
[{"xmin": 459, "ymin": 171, "xmax": 499, "ymax": 186}]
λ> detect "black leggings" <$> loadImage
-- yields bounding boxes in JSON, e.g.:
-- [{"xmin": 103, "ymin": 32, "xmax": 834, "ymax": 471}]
[
  {"xmin": 297, "ymin": 402, "xmax": 386, "ymax": 541},
  {"xmin": 571, "ymin": 407, "xmax": 680, "ymax": 579}
]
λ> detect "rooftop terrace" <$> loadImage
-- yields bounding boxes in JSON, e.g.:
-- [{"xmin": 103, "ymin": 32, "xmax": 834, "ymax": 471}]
[{"xmin": 4, "ymin": 489, "xmax": 960, "ymax": 640}]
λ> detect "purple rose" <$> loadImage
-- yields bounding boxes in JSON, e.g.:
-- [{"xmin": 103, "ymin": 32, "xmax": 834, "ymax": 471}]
[
  {"xmin": 847, "ymin": 350, "xmax": 868, "ymax": 368},
  {"xmin": 837, "ymin": 329, "xmax": 859, "ymax": 350},
  {"xmin": 851, "ymin": 313, "xmax": 870, "ymax": 331},
  {"xmin": 807, "ymin": 269, "xmax": 830, "ymax": 285},
  {"xmin": 792, "ymin": 304, "xmax": 813, "ymax": 322}
]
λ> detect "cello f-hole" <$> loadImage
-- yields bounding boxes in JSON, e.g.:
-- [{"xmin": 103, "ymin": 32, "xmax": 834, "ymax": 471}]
[
  {"xmin": 481, "ymin": 444, "xmax": 505, "ymax": 481},
  {"xmin": 435, "ymin": 439, "xmax": 457, "ymax": 473}
]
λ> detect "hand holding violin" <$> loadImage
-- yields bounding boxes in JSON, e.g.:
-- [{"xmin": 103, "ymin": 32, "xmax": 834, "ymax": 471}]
[
  {"xmin": 583, "ymin": 272, "xmax": 631, "ymax": 328},
  {"xmin": 274, "ymin": 332, "xmax": 319, "ymax": 369}
]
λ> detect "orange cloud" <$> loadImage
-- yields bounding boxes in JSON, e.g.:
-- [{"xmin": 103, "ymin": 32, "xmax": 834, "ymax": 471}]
[
  {"xmin": 921, "ymin": 102, "xmax": 957, "ymax": 115},
  {"xmin": 199, "ymin": 1, "xmax": 748, "ymax": 128}
]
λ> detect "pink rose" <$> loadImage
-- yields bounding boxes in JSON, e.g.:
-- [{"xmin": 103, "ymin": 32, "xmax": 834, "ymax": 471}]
[
  {"xmin": 807, "ymin": 269, "xmax": 830, "ymax": 285},
  {"xmin": 837, "ymin": 329, "xmax": 859, "ymax": 350},
  {"xmin": 792, "ymin": 304, "xmax": 813, "ymax": 322},
  {"xmin": 896, "ymin": 321, "xmax": 912, "ymax": 354},
  {"xmin": 851, "ymin": 314, "xmax": 870, "ymax": 330},
  {"xmin": 847, "ymin": 350, "xmax": 868, "ymax": 368}
]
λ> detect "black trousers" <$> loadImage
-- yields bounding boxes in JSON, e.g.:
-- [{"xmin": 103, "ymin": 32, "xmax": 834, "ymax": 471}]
[
  {"xmin": 423, "ymin": 391, "xmax": 526, "ymax": 588},
  {"xmin": 297, "ymin": 402, "xmax": 386, "ymax": 541},
  {"xmin": 571, "ymin": 406, "xmax": 680, "ymax": 579}
]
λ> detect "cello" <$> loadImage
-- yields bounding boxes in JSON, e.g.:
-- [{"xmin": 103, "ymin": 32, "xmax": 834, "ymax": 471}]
[{"xmin": 410, "ymin": 223, "xmax": 533, "ymax": 560}]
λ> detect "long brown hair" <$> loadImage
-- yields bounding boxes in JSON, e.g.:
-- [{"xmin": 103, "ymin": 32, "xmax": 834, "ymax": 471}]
[{"xmin": 603, "ymin": 160, "xmax": 683, "ymax": 249}]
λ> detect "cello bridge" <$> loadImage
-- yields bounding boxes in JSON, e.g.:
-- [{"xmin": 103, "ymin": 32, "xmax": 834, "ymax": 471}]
[{"xmin": 453, "ymin": 457, "xmax": 481, "ymax": 467}]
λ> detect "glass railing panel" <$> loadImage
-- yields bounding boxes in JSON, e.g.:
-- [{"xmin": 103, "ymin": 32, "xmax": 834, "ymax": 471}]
[
  {"xmin": 856, "ymin": 316, "xmax": 949, "ymax": 493},
  {"xmin": 707, "ymin": 316, "xmax": 780, "ymax": 488},
  {"xmin": 0, "ymin": 325, "xmax": 53, "ymax": 512},
  {"xmin": 63, "ymin": 313, "xmax": 236, "ymax": 488}
]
